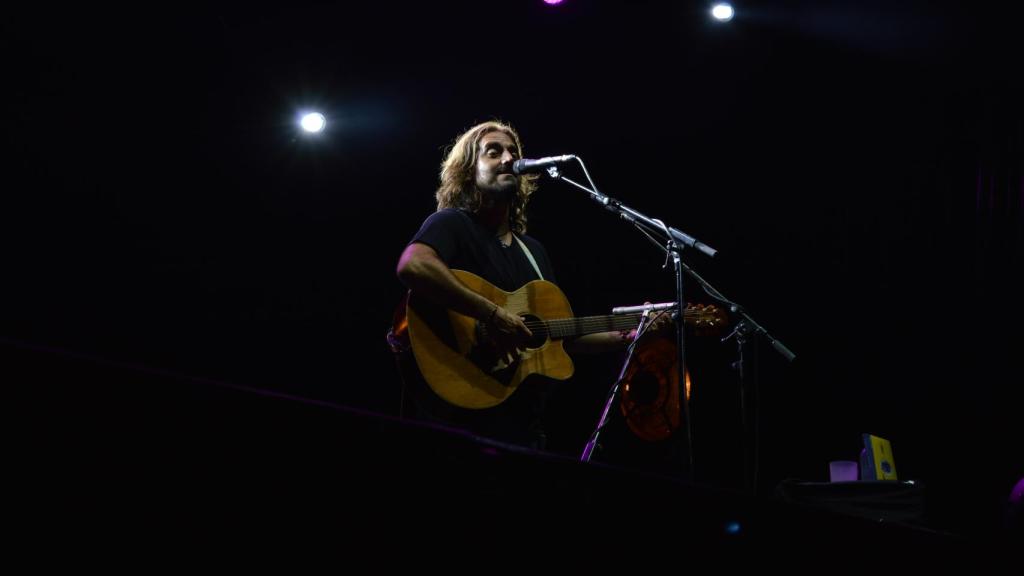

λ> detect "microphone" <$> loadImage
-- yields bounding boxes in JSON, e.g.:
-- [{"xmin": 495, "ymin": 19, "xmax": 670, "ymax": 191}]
[
  {"xmin": 512, "ymin": 154, "xmax": 577, "ymax": 175},
  {"xmin": 668, "ymin": 226, "xmax": 717, "ymax": 258},
  {"xmin": 611, "ymin": 302, "xmax": 679, "ymax": 315}
]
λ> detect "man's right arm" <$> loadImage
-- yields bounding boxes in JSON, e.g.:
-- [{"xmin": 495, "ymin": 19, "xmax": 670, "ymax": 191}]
[
  {"xmin": 396, "ymin": 242, "xmax": 496, "ymax": 322},
  {"xmin": 396, "ymin": 242, "xmax": 532, "ymax": 358}
]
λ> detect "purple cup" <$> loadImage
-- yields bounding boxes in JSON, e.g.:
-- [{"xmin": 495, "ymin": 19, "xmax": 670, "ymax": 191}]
[{"xmin": 829, "ymin": 460, "xmax": 859, "ymax": 482}]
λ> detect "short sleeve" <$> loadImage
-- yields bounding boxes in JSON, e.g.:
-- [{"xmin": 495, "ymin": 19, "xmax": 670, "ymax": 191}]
[{"xmin": 409, "ymin": 209, "xmax": 467, "ymax": 265}]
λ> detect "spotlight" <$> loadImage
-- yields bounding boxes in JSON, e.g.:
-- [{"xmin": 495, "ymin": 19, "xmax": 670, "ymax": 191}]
[
  {"xmin": 300, "ymin": 112, "xmax": 326, "ymax": 133},
  {"xmin": 711, "ymin": 3, "xmax": 735, "ymax": 22},
  {"xmin": 543, "ymin": 0, "xmax": 564, "ymax": 5}
]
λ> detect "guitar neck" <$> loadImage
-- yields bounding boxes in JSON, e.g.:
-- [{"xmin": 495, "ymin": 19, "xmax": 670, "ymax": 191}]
[
  {"xmin": 544, "ymin": 307, "xmax": 715, "ymax": 338},
  {"xmin": 545, "ymin": 313, "xmax": 649, "ymax": 339}
]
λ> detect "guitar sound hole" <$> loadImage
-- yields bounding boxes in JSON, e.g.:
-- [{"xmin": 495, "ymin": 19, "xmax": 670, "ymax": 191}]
[{"xmin": 520, "ymin": 314, "xmax": 548, "ymax": 348}]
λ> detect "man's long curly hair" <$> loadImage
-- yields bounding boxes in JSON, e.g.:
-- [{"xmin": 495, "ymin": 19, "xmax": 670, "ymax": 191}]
[{"xmin": 435, "ymin": 121, "xmax": 539, "ymax": 235}]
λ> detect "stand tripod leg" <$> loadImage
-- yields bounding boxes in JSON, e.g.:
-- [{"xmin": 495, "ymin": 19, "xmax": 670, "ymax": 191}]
[{"xmin": 581, "ymin": 312, "xmax": 650, "ymax": 462}]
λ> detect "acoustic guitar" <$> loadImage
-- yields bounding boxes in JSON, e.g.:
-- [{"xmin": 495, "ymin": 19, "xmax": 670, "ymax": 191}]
[{"xmin": 390, "ymin": 270, "xmax": 725, "ymax": 409}]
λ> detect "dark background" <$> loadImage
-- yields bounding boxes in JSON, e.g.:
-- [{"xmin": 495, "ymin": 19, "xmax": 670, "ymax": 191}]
[{"xmin": 5, "ymin": 1, "xmax": 1021, "ymax": 538}]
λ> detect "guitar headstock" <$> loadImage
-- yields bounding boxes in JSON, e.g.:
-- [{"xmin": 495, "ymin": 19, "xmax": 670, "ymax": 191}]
[{"xmin": 685, "ymin": 303, "xmax": 728, "ymax": 336}]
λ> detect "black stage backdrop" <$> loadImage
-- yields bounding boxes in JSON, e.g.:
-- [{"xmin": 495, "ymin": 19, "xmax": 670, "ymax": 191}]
[{"xmin": 4, "ymin": 1, "xmax": 1021, "ymax": 538}]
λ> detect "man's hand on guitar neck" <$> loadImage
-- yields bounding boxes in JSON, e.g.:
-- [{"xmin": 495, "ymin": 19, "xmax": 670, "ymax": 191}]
[{"xmin": 484, "ymin": 305, "xmax": 533, "ymax": 367}]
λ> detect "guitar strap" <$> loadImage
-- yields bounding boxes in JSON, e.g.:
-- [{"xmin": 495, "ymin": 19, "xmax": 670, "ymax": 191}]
[{"xmin": 512, "ymin": 234, "xmax": 544, "ymax": 281}]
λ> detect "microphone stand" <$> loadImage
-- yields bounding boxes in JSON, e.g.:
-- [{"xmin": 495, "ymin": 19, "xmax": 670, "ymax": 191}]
[
  {"xmin": 550, "ymin": 163, "xmax": 697, "ymax": 480},
  {"xmin": 581, "ymin": 310, "xmax": 651, "ymax": 463},
  {"xmin": 720, "ymin": 305, "xmax": 792, "ymax": 493},
  {"xmin": 549, "ymin": 159, "xmax": 796, "ymax": 492}
]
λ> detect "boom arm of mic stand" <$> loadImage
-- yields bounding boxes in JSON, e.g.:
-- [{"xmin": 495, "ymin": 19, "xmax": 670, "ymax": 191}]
[
  {"xmin": 729, "ymin": 305, "xmax": 797, "ymax": 362},
  {"xmin": 672, "ymin": 257, "xmax": 797, "ymax": 363},
  {"xmin": 552, "ymin": 173, "xmax": 717, "ymax": 258},
  {"xmin": 553, "ymin": 167, "xmax": 790, "ymax": 360}
]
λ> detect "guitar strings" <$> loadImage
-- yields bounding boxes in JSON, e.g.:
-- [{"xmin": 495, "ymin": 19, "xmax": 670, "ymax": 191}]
[{"xmin": 517, "ymin": 311, "xmax": 714, "ymax": 331}]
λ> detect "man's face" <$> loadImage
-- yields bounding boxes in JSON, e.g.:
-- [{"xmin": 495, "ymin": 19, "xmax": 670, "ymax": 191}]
[{"xmin": 474, "ymin": 130, "xmax": 520, "ymax": 202}]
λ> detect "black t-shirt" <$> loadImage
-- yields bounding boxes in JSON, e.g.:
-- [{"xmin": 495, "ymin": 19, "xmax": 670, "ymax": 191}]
[
  {"xmin": 411, "ymin": 208, "xmax": 557, "ymax": 290},
  {"xmin": 403, "ymin": 208, "xmax": 558, "ymax": 448}
]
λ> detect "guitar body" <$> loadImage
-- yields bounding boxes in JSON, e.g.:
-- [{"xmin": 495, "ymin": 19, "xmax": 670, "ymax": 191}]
[{"xmin": 406, "ymin": 270, "xmax": 575, "ymax": 409}]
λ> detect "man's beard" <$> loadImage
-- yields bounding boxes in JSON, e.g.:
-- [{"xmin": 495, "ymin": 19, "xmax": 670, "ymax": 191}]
[
  {"xmin": 480, "ymin": 179, "xmax": 517, "ymax": 206},
  {"xmin": 493, "ymin": 180, "xmax": 517, "ymax": 201}
]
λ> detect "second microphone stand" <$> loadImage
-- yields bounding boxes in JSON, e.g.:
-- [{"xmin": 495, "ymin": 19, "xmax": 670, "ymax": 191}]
[{"xmin": 581, "ymin": 310, "xmax": 652, "ymax": 462}]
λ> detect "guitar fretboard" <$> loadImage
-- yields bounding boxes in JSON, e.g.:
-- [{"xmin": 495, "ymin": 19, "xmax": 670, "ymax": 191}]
[
  {"xmin": 542, "ymin": 314, "xmax": 649, "ymax": 338},
  {"xmin": 522, "ymin": 308, "xmax": 711, "ymax": 339}
]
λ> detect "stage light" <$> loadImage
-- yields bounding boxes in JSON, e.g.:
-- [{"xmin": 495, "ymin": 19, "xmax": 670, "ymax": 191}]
[
  {"xmin": 300, "ymin": 112, "xmax": 326, "ymax": 133},
  {"xmin": 543, "ymin": 0, "xmax": 564, "ymax": 5},
  {"xmin": 711, "ymin": 3, "xmax": 735, "ymax": 22}
]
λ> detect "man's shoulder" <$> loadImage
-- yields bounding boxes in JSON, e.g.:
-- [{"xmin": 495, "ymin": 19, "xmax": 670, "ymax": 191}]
[
  {"xmin": 436, "ymin": 207, "xmax": 471, "ymax": 219},
  {"xmin": 423, "ymin": 207, "xmax": 472, "ymax": 226},
  {"xmin": 413, "ymin": 209, "xmax": 476, "ymax": 249}
]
